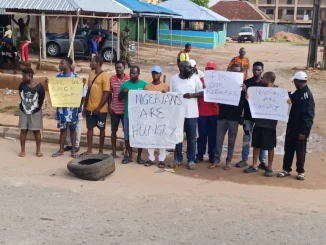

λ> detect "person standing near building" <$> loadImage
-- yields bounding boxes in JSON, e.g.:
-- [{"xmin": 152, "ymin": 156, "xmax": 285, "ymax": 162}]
[
  {"xmin": 18, "ymin": 68, "xmax": 45, "ymax": 158},
  {"xmin": 144, "ymin": 66, "xmax": 170, "ymax": 168},
  {"xmin": 256, "ymin": 29, "xmax": 262, "ymax": 44},
  {"xmin": 88, "ymin": 34, "xmax": 98, "ymax": 61},
  {"xmin": 120, "ymin": 25, "xmax": 131, "ymax": 67},
  {"xmin": 169, "ymin": 61, "xmax": 204, "ymax": 170},
  {"xmin": 195, "ymin": 61, "xmax": 219, "ymax": 164},
  {"xmin": 118, "ymin": 66, "xmax": 147, "ymax": 164},
  {"xmin": 12, "ymin": 15, "xmax": 31, "ymax": 62},
  {"xmin": 82, "ymin": 56, "xmax": 110, "ymax": 155},
  {"xmin": 4, "ymin": 25, "xmax": 12, "ymax": 43},
  {"xmin": 0, "ymin": 41, "xmax": 19, "ymax": 74},
  {"xmin": 278, "ymin": 71, "xmax": 315, "ymax": 181},
  {"xmin": 209, "ymin": 64, "xmax": 244, "ymax": 170},
  {"xmin": 108, "ymin": 60, "xmax": 129, "ymax": 158},
  {"xmin": 177, "ymin": 43, "xmax": 191, "ymax": 67},
  {"xmin": 236, "ymin": 61, "xmax": 267, "ymax": 169},
  {"xmin": 227, "ymin": 47, "xmax": 250, "ymax": 80}
]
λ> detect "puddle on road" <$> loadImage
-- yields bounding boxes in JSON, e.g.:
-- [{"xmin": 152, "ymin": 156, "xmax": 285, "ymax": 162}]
[{"xmin": 220, "ymin": 123, "xmax": 324, "ymax": 158}]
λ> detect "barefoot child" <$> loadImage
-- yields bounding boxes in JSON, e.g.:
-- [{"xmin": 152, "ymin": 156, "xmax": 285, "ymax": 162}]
[
  {"xmin": 244, "ymin": 72, "xmax": 290, "ymax": 177},
  {"xmin": 18, "ymin": 68, "xmax": 45, "ymax": 157}
]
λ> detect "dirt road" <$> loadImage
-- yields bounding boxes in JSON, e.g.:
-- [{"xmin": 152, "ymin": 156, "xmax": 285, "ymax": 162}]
[{"xmin": 1, "ymin": 139, "xmax": 326, "ymax": 245}]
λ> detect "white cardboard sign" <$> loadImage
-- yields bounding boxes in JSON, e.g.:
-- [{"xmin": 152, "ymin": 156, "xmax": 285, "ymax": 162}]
[
  {"xmin": 247, "ymin": 87, "xmax": 289, "ymax": 122},
  {"xmin": 128, "ymin": 90, "xmax": 185, "ymax": 148},
  {"xmin": 204, "ymin": 70, "xmax": 243, "ymax": 106}
]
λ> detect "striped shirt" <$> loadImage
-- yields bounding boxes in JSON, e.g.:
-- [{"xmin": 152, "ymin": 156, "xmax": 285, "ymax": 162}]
[{"xmin": 110, "ymin": 74, "xmax": 129, "ymax": 115}]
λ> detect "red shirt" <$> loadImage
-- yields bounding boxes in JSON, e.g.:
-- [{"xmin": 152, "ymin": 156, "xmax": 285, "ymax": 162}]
[
  {"xmin": 198, "ymin": 78, "xmax": 219, "ymax": 116},
  {"xmin": 110, "ymin": 74, "xmax": 129, "ymax": 114}
]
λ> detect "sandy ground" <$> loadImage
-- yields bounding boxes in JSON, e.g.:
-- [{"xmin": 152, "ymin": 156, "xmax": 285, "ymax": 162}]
[
  {"xmin": 1, "ymin": 42, "xmax": 326, "ymax": 244},
  {"xmin": 1, "ymin": 42, "xmax": 325, "ymax": 184},
  {"xmin": 1, "ymin": 138, "xmax": 326, "ymax": 245}
]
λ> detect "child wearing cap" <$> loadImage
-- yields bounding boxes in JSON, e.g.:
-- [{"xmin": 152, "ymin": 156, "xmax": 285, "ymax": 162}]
[
  {"xmin": 144, "ymin": 66, "xmax": 170, "ymax": 168},
  {"xmin": 195, "ymin": 61, "xmax": 219, "ymax": 164},
  {"xmin": 278, "ymin": 71, "xmax": 315, "ymax": 181}
]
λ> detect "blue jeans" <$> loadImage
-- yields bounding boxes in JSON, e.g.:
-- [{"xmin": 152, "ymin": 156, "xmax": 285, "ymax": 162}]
[
  {"xmin": 197, "ymin": 115, "xmax": 218, "ymax": 160},
  {"xmin": 242, "ymin": 120, "xmax": 266, "ymax": 162},
  {"xmin": 175, "ymin": 118, "xmax": 197, "ymax": 163}
]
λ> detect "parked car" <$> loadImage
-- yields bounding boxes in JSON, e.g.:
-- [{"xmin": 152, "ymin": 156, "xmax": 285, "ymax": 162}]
[
  {"xmin": 238, "ymin": 27, "xmax": 255, "ymax": 43},
  {"xmin": 46, "ymin": 28, "xmax": 136, "ymax": 62}
]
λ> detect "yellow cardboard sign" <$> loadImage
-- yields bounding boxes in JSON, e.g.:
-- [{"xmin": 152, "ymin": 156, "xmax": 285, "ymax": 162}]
[{"xmin": 48, "ymin": 77, "xmax": 83, "ymax": 107}]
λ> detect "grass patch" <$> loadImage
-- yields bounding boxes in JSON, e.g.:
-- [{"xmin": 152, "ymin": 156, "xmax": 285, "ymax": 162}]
[{"xmin": 0, "ymin": 106, "xmax": 17, "ymax": 113}]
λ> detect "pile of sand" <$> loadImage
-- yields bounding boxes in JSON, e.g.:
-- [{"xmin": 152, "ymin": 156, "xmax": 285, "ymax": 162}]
[{"xmin": 272, "ymin": 31, "xmax": 306, "ymax": 42}]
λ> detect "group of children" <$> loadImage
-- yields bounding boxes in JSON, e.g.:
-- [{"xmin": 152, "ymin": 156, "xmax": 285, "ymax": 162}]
[{"xmin": 17, "ymin": 56, "xmax": 315, "ymax": 181}]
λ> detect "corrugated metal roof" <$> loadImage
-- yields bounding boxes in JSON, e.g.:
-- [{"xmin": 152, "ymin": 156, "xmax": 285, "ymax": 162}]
[
  {"xmin": 210, "ymin": 0, "xmax": 271, "ymax": 22},
  {"xmin": 158, "ymin": 0, "xmax": 230, "ymax": 22},
  {"xmin": 0, "ymin": 0, "xmax": 132, "ymax": 13},
  {"xmin": 116, "ymin": 0, "xmax": 180, "ymax": 16}
]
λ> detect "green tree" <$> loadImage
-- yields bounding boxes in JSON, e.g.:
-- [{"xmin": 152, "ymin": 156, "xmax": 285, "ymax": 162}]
[{"xmin": 160, "ymin": 0, "xmax": 209, "ymax": 8}]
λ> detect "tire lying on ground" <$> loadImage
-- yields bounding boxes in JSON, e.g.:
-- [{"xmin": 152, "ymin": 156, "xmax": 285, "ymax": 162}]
[{"xmin": 67, "ymin": 154, "xmax": 115, "ymax": 181}]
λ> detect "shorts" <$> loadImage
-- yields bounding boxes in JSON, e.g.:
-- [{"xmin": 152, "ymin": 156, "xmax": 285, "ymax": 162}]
[
  {"xmin": 19, "ymin": 110, "xmax": 43, "ymax": 131},
  {"xmin": 251, "ymin": 126, "xmax": 277, "ymax": 150},
  {"xmin": 111, "ymin": 112, "xmax": 124, "ymax": 133},
  {"xmin": 123, "ymin": 117, "xmax": 129, "ymax": 140},
  {"xmin": 86, "ymin": 110, "xmax": 107, "ymax": 130},
  {"xmin": 57, "ymin": 120, "xmax": 77, "ymax": 130}
]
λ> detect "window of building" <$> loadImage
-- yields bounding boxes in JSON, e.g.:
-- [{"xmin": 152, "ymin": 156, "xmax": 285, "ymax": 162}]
[
  {"xmin": 287, "ymin": 9, "xmax": 294, "ymax": 15},
  {"xmin": 306, "ymin": 10, "xmax": 311, "ymax": 16},
  {"xmin": 266, "ymin": 9, "xmax": 274, "ymax": 14},
  {"xmin": 267, "ymin": 0, "xmax": 272, "ymax": 4},
  {"xmin": 287, "ymin": 0, "xmax": 292, "ymax": 4},
  {"xmin": 297, "ymin": 9, "xmax": 304, "ymax": 15}
]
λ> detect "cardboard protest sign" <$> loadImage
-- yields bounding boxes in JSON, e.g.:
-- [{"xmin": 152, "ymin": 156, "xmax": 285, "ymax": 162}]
[
  {"xmin": 128, "ymin": 90, "xmax": 185, "ymax": 148},
  {"xmin": 204, "ymin": 71, "xmax": 243, "ymax": 106},
  {"xmin": 48, "ymin": 78, "xmax": 83, "ymax": 107},
  {"xmin": 247, "ymin": 87, "xmax": 289, "ymax": 122}
]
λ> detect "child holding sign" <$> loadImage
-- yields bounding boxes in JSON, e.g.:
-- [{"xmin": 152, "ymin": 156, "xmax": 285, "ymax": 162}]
[
  {"xmin": 144, "ymin": 66, "xmax": 169, "ymax": 168},
  {"xmin": 244, "ymin": 72, "xmax": 291, "ymax": 177}
]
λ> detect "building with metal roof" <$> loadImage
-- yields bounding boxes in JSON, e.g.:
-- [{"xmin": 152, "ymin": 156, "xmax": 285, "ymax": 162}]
[
  {"xmin": 210, "ymin": 0, "xmax": 271, "ymax": 40},
  {"xmin": 156, "ymin": 0, "xmax": 230, "ymax": 49},
  {"xmin": 0, "ymin": 0, "xmax": 132, "ymax": 16},
  {"xmin": 158, "ymin": 0, "xmax": 229, "ymax": 22},
  {"xmin": 117, "ymin": 0, "xmax": 181, "ymax": 17}
]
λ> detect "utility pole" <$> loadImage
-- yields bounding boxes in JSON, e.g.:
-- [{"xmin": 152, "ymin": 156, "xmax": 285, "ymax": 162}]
[
  {"xmin": 307, "ymin": 0, "xmax": 321, "ymax": 68},
  {"xmin": 322, "ymin": 18, "xmax": 326, "ymax": 69}
]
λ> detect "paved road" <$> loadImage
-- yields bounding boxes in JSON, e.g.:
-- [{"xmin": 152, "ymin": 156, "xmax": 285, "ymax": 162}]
[{"xmin": 0, "ymin": 139, "xmax": 325, "ymax": 245}]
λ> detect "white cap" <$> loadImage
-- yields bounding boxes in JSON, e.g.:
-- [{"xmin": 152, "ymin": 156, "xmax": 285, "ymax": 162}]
[
  {"xmin": 290, "ymin": 71, "xmax": 307, "ymax": 81},
  {"xmin": 189, "ymin": 59, "xmax": 196, "ymax": 67}
]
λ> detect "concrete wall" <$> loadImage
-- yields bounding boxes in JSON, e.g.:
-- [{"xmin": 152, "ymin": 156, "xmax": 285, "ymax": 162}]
[{"xmin": 226, "ymin": 22, "xmax": 270, "ymax": 40}]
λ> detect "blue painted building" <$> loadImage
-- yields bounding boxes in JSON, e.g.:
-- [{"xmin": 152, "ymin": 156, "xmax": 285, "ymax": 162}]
[{"xmin": 158, "ymin": 0, "xmax": 229, "ymax": 49}]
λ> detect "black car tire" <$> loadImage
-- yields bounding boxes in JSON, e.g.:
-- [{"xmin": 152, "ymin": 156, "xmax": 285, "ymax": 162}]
[
  {"xmin": 102, "ymin": 48, "xmax": 117, "ymax": 62},
  {"xmin": 47, "ymin": 42, "xmax": 60, "ymax": 57},
  {"xmin": 67, "ymin": 154, "xmax": 115, "ymax": 181}
]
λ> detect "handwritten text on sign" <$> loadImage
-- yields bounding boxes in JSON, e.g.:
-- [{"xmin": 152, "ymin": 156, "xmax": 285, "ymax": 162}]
[
  {"xmin": 128, "ymin": 90, "xmax": 185, "ymax": 148},
  {"xmin": 247, "ymin": 87, "xmax": 289, "ymax": 122},
  {"xmin": 48, "ymin": 78, "xmax": 83, "ymax": 107},
  {"xmin": 204, "ymin": 71, "xmax": 243, "ymax": 106}
]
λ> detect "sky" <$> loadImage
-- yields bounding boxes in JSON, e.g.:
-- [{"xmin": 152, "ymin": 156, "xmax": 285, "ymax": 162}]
[{"xmin": 209, "ymin": 0, "xmax": 219, "ymax": 7}]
